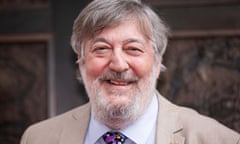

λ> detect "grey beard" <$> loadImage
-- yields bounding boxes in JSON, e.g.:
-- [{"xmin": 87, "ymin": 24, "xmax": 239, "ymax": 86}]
[
  {"xmin": 93, "ymin": 84, "xmax": 142, "ymax": 129},
  {"xmin": 81, "ymin": 68, "xmax": 158, "ymax": 129}
]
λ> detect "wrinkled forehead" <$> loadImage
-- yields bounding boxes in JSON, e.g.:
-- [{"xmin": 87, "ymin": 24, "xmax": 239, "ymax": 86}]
[{"xmin": 88, "ymin": 16, "xmax": 152, "ymax": 42}]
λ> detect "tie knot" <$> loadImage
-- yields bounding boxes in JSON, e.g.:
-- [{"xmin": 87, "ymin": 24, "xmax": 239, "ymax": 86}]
[{"xmin": 102, "ymin": 131, "xmax": 127, "ymax": 144}]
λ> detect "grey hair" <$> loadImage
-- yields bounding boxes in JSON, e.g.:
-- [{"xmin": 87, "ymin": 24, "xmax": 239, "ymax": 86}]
[{"xmin": 71, "ymin": 0, "xmax": 169, "ymax": 63}]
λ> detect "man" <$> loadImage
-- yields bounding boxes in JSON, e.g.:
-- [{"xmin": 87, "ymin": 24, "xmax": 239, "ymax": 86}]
[{"xmin": 21, "ymin": 0, "xmax": 240, "ymax": 144}]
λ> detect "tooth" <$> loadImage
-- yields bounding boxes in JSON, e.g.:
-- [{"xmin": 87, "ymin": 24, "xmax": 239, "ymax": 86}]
[{"xmin": 110, "ymin": 80, "xmax": 128, "ymax": 85}]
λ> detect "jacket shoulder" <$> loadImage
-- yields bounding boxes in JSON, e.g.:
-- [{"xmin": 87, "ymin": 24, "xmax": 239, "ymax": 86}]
[
  {"xmin": 175, "ymin": 105, "xmax": 240, "ymax": 144},
  {"xmin": 20, "ymin": 103, "xmax": 90, "ymax": 144}
]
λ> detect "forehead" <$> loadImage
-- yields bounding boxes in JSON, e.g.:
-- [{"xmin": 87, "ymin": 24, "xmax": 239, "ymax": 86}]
[{"xmin": 93, "ymin": 19, "xmax": 150, "ymax": 42}]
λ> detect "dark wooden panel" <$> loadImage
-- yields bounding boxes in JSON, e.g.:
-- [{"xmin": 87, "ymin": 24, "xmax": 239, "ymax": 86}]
[
  {"xmin": 0, "ymin": 7, "xmax": 51, "ymax": 34},
  {"xmin": 0, "ymin": 42, "xmax": 48, "ymax": 144},
  {"xmin": 158, "ymin": 36, "xmax": 240, "ymax": 132},
  {"xmin": 155, "ymin": 5, "xmax": 240, "ymax": 31},
  {"xmin": 51, "ymin": 0, "xmax": 91, "ymax": 114},
  {"xmin": 146, "ymin": 0, "xmax": 240, "ymax": 7},
  {"xmin": 0, "ymin": 0, "xmax": 48, "ymax": 9}
]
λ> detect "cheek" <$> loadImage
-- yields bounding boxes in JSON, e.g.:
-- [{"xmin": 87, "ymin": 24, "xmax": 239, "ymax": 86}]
[
  {"xmin": 129, "ymin": 57, "xmax": 154, "ymax": 78},
  {"xmin": 84, "ymin": 58, "xmax": 109, "ymax": 78}
]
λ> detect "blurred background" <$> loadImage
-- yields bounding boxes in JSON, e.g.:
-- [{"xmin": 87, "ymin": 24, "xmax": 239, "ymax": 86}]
[{"xmin": 0, "ymin": 0, "xmax": 239, "ymax": 143}]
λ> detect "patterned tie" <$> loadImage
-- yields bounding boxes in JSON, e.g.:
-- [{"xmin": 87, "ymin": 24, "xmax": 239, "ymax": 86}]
[{"xmin": 102, "ymin": 131, "xmax": 128, "ymax": 144}]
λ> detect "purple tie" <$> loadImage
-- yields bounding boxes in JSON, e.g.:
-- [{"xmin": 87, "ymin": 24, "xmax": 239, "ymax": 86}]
[{"xmin": 102, "ymin": 131, "xmax": 128, "ymax": 144}]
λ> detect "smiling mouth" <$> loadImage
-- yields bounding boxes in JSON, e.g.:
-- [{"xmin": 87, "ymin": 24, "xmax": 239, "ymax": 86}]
[{"xmin": 106, "ymin": 79, "xmax": 135, "ymax": 86}]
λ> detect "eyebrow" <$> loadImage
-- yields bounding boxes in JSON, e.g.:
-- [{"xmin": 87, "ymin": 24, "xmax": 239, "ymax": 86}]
[
  {"xmin": 92, "ymin": 37, "xmax": 109, "ymax": 44},
  {"xmin": 123, "ymin": 38, "xmax": 145, "ymax": 46},
  {"xmin": 92, "ymin": 37, "xmax": 145, "ymax": 46}
]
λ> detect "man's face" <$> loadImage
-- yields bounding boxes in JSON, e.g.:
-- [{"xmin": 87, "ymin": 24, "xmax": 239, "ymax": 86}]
[{"xmin": 79, "ymin": 19, "xmax": 160, "ymax": 129}]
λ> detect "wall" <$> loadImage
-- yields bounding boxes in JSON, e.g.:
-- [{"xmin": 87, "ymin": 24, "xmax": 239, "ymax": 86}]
[
  {"xmin": 0, "ymin": 0, "xmax": 51, "ymax": 143},
  {"xmin": 0, "ymin": 0, "xmax": 239, "ymax": 143}
]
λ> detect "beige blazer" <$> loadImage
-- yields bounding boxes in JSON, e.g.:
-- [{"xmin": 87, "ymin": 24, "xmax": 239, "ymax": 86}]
[{"xmin": 21, "ymin": 92, "xmax": 240, "ymax": 144}]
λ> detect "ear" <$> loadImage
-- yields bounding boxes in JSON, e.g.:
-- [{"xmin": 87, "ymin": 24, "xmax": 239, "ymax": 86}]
[
  {"xmin": 156, "ymin": 56, "xmax": 162, "ymax": 77},
  {"xmin": 76, "ymin": 55, "xmax": 83, "ymax": 82},
  {"xmin": 76, "ymin": 55, "xmax": 81, "ymax": 64}
]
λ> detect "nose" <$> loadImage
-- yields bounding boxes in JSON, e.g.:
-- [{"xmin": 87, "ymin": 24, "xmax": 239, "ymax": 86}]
[{"xmin": 109, "ymin": 50, "xmax": 129, "ymax": 72}]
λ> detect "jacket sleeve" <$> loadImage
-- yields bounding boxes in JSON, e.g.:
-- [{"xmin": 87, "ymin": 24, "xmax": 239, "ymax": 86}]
[{"xmin": 20, "ymin": 127, "xmax": 31, "ymax": 144}]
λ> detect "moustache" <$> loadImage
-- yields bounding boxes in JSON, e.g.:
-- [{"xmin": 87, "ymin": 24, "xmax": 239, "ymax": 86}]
[{"xmin": 98, "ymin": 71, "xmax": 139, "ymax": 82}]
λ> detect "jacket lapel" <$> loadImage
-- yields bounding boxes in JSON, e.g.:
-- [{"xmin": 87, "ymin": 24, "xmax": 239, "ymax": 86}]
[
  {"xmin": 59, "ymin": 103, "xmax": 91, "ymax": 144},
  {"xmin": 156, "ymin": 93, "xmax": 185, "ymax": 144},
  {"xmin": 56, "ymin": 93, "xmax": 185, "ymax": 144}
]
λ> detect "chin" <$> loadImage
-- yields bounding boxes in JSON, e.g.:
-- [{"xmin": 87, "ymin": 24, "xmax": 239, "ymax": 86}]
[
  {"xmin": 105, "ymin": 94, "xmax": 131, "ymax": 104},
  {"xmin": 92, "ymin": 90, "xmax": 143, "ymax": 129},
  {"xmin": 96, "ymin": 103, "xmax": 139, "ymax": 130},
  {"xmin": 103, "ymin": 87, "xmax": 136, "ymax": 101}
]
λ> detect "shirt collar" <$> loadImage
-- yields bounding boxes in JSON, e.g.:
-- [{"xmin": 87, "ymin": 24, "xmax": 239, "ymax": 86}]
[{"xmin": 85, "ymin": 93, "xmax": 158, "ymax": 144}]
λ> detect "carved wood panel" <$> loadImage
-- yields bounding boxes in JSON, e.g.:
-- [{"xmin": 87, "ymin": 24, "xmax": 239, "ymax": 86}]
[
  {"xmin": 158, "ymin": 36, "xmax": 240, "ymax": 132},
  {"xmin": 0, "ymin": 42, "xmax": 48, "ymax": 144}
]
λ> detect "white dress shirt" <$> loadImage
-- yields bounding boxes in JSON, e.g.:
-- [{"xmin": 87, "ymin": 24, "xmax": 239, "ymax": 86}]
[{"xmin": 84, "ymin": 94, "xmax": 159, "ymax": 144}]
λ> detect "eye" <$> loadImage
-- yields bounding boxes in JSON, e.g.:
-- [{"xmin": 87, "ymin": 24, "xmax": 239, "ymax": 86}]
[
  {"xmin": 93, "ymin": 46, "xmax": 109, "ymax": 53},
  {"xmin": 94, "ymin": 46, "xmax": 108, "ymax": 51},
  {"xmin": 125, "ymin": 46, "xmax": 144, "ymax": 56},
  {"xmin": 129, "ymin": 47, "xmax": 143, "ymax": 52},
  {"xmin": 91, "ymin": 44, "xmax": 111, "ymax": 57}
]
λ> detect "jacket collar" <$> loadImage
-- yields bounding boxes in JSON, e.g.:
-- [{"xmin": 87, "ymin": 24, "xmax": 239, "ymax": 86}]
[
  {"xmin": 156, "ymin": 92, "xmax": 185, "ymax": 144},
  {"xmin": 61, "ymin": 91, "xmax": 185, "ymax": 144},
  {"xmin": 59, "ymin": 103, "xmax": 91, "ymax": 144}
]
